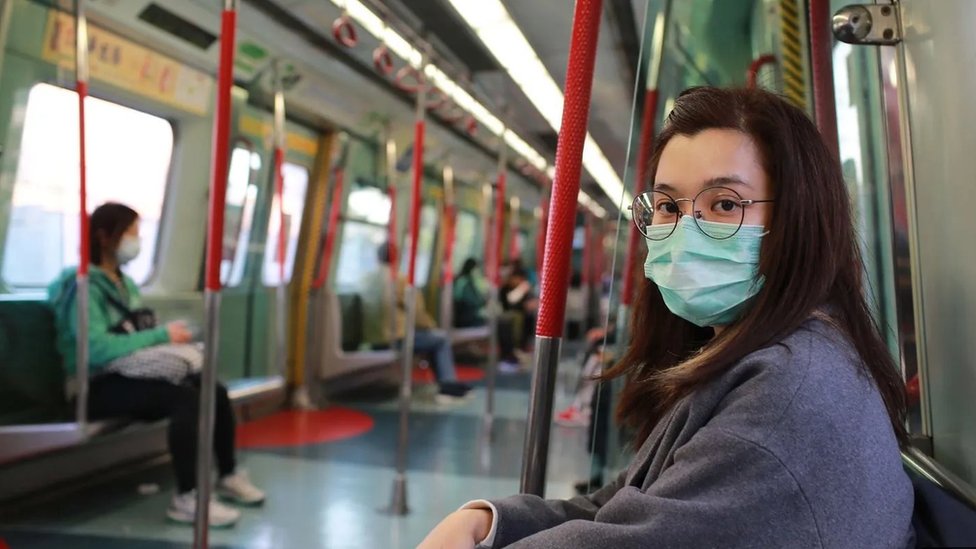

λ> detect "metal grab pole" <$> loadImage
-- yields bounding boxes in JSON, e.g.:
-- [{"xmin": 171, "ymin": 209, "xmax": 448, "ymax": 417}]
[
  {"xmin": 535, "ymin": 186, "xmax": 549, "ymax": 277},
  {"xmin": 521, "ymin": 0, "xmax": 603, "ymax": 497},
  {"xmin": 272, "ymin": 60, "xmax": 288, "ymax": 380},
  {"xmin": 74, "ymin": 0, "xmax": 90, "ymax": 434},
  {"xmin": 611, "ymin": 0, "xmax": 666, "ymax": 477},
  {"xmin": 388, "ymin": 50, "xmax": 428, "ymax": 516},
  {"xmin": 196, "ymin": 1, "xmax": 236, "ymax": 545},
  {"xmin": 808, "ymin": 0, "xmax": 839, "ymax": 159},
  {"xmin": 484, "ymin": 134, "xmax": 507, "ymax": 433}
]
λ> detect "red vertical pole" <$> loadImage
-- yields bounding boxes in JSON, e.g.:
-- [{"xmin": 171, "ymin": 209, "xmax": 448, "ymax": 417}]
[
  {"xmin": 387, "ymin": 142, "xmax": 399, "ymax": 275},
  {"xmin": 74, "ymin": 0, "xmax": 91, "ymax": 431},
  {"xmin": 196, "ymin": 1, "xmax": 237, "ymax": 544},
  {"xmin": 407, "ymin": 128, "xmax": 425, "ymax": 285},
  {"xmin": 621, "ymin": 89, "xmax": 658, "ymax": 307},
  {"xmin": 491, "ymin": 169, "xmax": 507, "ymax": 284},
  {"xmin": 203, "ymin": 7, "xmax": 236, "ymax": 293},
  {"xmin": 508, "ymin": 197, "xmax": 520, "ymax": 261},
  {"xmin": 442, "ymin": 203, "xmax": 456, "ymax": 285},
  {"xmin": 808, "ymin": 0, "xmax": 839, "ymax": 159},
  {"xmin": 312, "ymin": 168, "xmax": 344, "ymax": 289},
  {"xmin": 522, "ymin": 0, "xmax": 603, "ymax": 497},
  {"xmin": 274, "ymin": 147, "xmax": 286, "ymax": 280}
]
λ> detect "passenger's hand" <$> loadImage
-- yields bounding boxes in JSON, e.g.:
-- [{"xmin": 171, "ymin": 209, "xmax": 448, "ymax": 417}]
[
  {"xmin": 417, "ymin": 509, "xmax": 492, "ymax": 549},
  {"xmin": 166, "ymin": 321, "xmax": 193, "ymax": 343}
]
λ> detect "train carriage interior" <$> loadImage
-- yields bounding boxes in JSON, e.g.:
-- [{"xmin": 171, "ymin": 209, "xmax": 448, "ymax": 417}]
[{"xmin": 0, "ymin": 0, "xmax": 974, "ymax": 547}]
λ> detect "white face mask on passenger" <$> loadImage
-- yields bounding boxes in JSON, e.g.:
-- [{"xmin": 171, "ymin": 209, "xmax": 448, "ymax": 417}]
[{"xmin": 116, "ymin": 235, "xmax": 141, "ymax": 264}]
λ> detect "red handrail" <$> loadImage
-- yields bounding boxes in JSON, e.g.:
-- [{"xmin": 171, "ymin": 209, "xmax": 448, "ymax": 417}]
[
  {"xmin": 491, "ymin": 169, "xmax": 506, "ymax": 285},
  {"xmin": 621, "ymin": 89, "xmax": 658, "ymax": 306},
  {"xmin": 203, "ymin": 9, "xmax": 237, "ymax": 292},
  {"xmin": 312, "ymin": 168, "xmax": 345, "ymax": 290},
  {"xmin": 273, "ymin": 146, "xmax": 286, "ymax": 281},
  {"xmin": 808, "ymin": 0, "xmax": 839, "ymax": 159},
  {"xmin": 442, "ymin": 204, "xmax": 456, "ymax": 285},
  {"xmin": 407, "ymin": 120, "xmax": 425, "ymax": 286},
  {"xmin": 387, "ymin": 180, "xmax": 398, "ymax": 277},
  {"xmin": 509, "ymin": 199, "xmax": 520, "ymax": 261},
  {"xmin": 535, "ymin": 0, "xmax": 602, "ymax": 338}
]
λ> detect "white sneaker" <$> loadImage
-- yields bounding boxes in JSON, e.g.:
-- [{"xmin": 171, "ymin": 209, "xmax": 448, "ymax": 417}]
[
  {"xmin": 167, "ymin": 490, "xmax": 240, "ymax": 527},
  {"xmin": 434, "ymin": 393, "xmax": 469, "ymax": 406},
  {"xmin": 498, "ymin": 360, "xmax": 521, "ymax": 374},
  {"xmin": 217, "ymin": 469, "xmax": 266, "ymax": 505}
]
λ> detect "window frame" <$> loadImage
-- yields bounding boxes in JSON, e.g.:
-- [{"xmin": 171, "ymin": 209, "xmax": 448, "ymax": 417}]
[{"xmin": 0, "ymin": 82, "xmax": 175, "ymax": 291}]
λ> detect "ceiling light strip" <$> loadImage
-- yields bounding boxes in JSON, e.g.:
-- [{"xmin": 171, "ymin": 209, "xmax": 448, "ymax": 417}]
[
  {"xmin": 445, "ymin": 0, "xmax": 631, "ymax": 207},
  {"xmin": 329, "ymin": 0, "xmax": 605, "ymax": 216}
]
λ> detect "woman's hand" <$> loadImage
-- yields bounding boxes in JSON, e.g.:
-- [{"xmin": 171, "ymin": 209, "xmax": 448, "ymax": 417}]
[
  {"xmin": 166, "ymin": 321, "xmax": 193, "ymax": 343},
  {"xmin": 417, "ymin": 509, "xmax": 493, "ymax": 549}
]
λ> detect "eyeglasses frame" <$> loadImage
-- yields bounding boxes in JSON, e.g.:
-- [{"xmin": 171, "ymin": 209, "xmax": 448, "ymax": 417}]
[{"xmin": 628, "ymin": 185, "xmax": 775, "ymax": 241}]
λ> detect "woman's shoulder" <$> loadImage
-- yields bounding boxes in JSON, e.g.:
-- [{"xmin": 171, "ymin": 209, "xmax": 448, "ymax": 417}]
[{"xmin": 706, "ymin": 317, "xmax": 879, "ymax": 438}]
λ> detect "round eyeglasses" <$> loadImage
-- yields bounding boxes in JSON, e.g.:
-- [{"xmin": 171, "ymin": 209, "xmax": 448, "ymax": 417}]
[{"xmin": 631, "ymin": 186, "xmax": 774, "ymax": 240}]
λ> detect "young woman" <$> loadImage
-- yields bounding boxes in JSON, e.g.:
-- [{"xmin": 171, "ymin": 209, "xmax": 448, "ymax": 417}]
[
  {"xmin": 48, "ymin": 203, "xmax": 264, "ymax": 528},
  {"xmin": 419, "ymin": 87, "xmax": 914, "ymax": 548}
]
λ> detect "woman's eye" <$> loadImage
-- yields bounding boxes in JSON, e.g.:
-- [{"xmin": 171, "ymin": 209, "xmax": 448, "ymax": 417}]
[
  {"xmin": 656, "ymin": 202, "xmax": 678, "ymax": 215},
  {"xmin": 712, "ymin": 199, "xmax": 740, "ymax": 213}
]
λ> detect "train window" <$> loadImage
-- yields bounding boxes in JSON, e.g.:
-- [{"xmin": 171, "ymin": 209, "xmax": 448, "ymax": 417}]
[
  {"xmin": 262, "ymin": 162, "xmax": 310, "ymax": 285},
  {"xmin": 221, "ymin": 146, "xmax": 261, "ymax": 286},
  {"xmin": 347, "ymin": 184, "xmax": 391, "ymax": 225},
  {"xmin": 334, "ymin": 184, "xmax": 390, "ymax": 291},
  {"xmin": 1, "ymin": 83, "xmax": 173, "ymax": 290},
  {"xmin": 453, "ymin": 211, "xmax": 479, "ymax": 273},
  {"xmin": 400, "ymin": 204, "xmax": 438, "ymax": 286}
]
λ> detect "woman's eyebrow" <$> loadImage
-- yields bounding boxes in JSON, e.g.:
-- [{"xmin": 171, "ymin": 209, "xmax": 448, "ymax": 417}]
[
  {"xmin": 704, "ymin": 175, "xmax": 751, "ymax": 188},
  {"xmin": 653, "ymin": 176, "xmax": 750, "ymax": 193}
]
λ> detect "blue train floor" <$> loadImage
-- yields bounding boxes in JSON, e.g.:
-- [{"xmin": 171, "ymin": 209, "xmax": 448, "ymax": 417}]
[{"xmin": 0, "ymin": 353, "xmax": 600, "ymax": 548}]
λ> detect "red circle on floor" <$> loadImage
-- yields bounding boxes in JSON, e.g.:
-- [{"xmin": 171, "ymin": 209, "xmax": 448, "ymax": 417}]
[
  {"xmin": 237, "ymin": 408, "xmax": 374, "ymax": 449},
  {"xmin": 412, "ymin": 365, "xmax": 485, "ymax": 384}
]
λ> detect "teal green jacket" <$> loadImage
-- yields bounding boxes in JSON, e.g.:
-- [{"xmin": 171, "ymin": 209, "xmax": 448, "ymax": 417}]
[{"xmin": 47, "ymin": 267, "xmax": 170, "ymax": 375}]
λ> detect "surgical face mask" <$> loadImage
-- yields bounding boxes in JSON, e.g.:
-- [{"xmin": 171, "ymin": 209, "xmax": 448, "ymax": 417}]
[
  {"xmin": 117, "ymin": 235, "xmax": 141, "ymax": 264},
  {"xmin": 643, "ymin": 216, "xmax": 765, "ymax": 327}
]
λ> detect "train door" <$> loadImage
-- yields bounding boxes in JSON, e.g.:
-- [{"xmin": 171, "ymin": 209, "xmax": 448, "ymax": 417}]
[
  {"xmin": 876, "ymin": 0, "xmax": 976, "ymax": 484},
  {"xmin": 833, "ymin": 0, "xmax": 976, "ymax": 486},
  {"xmin": 217, "ymin": 106, "xmax": 319, "ymax": 381}
]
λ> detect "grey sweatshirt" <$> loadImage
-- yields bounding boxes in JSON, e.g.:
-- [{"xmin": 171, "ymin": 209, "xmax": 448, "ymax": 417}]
[{"xmin": 482, "ymin": 318, "xmax": 915, "ymax": 548}]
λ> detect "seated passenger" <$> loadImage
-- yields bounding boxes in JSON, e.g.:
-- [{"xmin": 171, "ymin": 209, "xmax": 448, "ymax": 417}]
[
  {"xmin": 366, "ymin": 243, "xmax": 472, "ymax": 402},
  {"xmin": 419, "ymin": 87, "xmax": 913, "ymax": 548},
  {"xmin": 48, "ymin": 203, "xmax": 264, "ymax": 528},
  {"xmin": 453, "ymin": 257, "xmax": 520, "ymax": 372},
  {"xmin": 499, "ymin": 262, "xmax": 536, "ymax": 353}
]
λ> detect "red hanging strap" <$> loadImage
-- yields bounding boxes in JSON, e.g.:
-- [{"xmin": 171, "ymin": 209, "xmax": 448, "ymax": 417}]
[{"xmin": 621, "ymin": 89, "xmax": 658, "ymax": 306}]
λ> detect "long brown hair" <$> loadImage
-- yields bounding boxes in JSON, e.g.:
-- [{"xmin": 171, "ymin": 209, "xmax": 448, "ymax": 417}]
[{"xmin": 605, "ymin": 87, "xmax": 907, "ymax": 446}]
